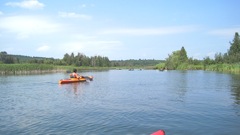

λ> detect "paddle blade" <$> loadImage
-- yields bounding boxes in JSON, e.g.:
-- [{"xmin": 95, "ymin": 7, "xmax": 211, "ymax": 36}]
[
  {"xmin": 82, "ymin": 76, "xmax": 93, "ymax": 81},
  {"xmin": 151, "ymin": 130, "xmax": 165, "ymax": 135}
]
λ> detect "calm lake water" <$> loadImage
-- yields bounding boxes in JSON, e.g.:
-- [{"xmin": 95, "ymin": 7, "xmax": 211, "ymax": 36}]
[{"xmin": 0, "ymin": 70, "xmax": 240, "ymax": 135}]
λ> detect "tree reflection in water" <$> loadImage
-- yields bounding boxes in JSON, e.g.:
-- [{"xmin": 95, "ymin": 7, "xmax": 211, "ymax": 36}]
[{"xmin": 231, "ymin": 74, "xmax": 240, "ymax": 105}]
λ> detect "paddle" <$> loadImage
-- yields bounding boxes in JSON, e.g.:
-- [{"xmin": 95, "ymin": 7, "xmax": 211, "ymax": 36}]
[
  {"xmin": 80, "ymin": 76, "xmax": 93, "ymax": 81},
  {"xmin": 151, "ymin": 130, "xmax": 165, "ymax": 135}
]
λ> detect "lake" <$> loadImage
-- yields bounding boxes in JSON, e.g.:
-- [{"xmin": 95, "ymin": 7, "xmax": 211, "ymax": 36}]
[{"xmin": 0, "ymin": 70, "xmax": 240, "ymax": 135}]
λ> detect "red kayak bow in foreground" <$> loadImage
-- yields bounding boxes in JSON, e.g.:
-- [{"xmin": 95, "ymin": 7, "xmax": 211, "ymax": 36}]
[{"xmin": 151, "ymin": 130, "xmax": 165, "ymax": 135}]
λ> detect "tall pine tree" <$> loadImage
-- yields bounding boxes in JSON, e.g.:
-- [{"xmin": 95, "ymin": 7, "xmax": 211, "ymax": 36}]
[
  {"xmin": 228, "ymin": 32, "xmax": 240, "ymax": 63},
  {"xmin": 179, "ymin": 46, "xmax": 188, "ymax": 63}
]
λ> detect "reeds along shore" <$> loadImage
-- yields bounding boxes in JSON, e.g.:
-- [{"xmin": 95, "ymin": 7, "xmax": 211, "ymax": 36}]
[
  {"xmin": 0, "ymin": 64, "xmax": 58, "ymax": 75},
  {"xmin": 204, "ymin": 64, "xmax": 240, "ymax": 73},
  {"xmin": 0, "ymin": 64, "xmax": 112, "ymax": 75},
  {"xmin": 1, "ymin": 63, "xmax": 240, "ymax": 75}
]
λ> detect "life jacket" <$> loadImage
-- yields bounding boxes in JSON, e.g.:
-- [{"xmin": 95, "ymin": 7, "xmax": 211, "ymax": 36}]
[{"xmin": 70, "ymin": 72, "xmax": 78, "ymax": 78}]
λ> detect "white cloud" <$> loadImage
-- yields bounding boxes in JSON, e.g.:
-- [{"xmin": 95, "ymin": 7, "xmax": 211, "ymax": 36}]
[
  {"xmin": 5, "ymin": 0, "xmax": 44, "ymax": 10},
  {"xmin": 0, "ymin": 15, "xmax": 61, "ymax": 39},
  {"xmin": 208, "ymin": 27, "xmax": 240, "ymax": 37},
  {"xmin": 58, "ymin": 12, "xmax": 92, "ymax": 20},
  {"xmin": 99, "ymin": 26, "xmax": 197, "ymax": 36},
  {"xmin": 79, "ymin": 4, "xmax": 95, "ymax": 8},
  {"xmin": 81, "ymin": 4, "xmax": 86, "ymax": 8},
  {"xmin": 37, "ymin": 45, "xmax": 50, "ymax": 52},
  {"xmin": 0, "ymin": 11, "xmax": 3, "ymax": 15}
]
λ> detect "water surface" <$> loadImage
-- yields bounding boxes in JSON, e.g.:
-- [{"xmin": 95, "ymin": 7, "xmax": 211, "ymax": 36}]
[{"xmin": 0, "ymin": 70, "xmax": 240, "ymax": 135}]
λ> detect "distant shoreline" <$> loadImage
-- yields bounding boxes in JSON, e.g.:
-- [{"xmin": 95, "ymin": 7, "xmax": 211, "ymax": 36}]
[
  {"xmin": 1, "ymin": 63, "xmax": 240, "ymax": 75},
  {"xmin": 0, "ymin": 64, "xmax": 114, "ymax": 75}
]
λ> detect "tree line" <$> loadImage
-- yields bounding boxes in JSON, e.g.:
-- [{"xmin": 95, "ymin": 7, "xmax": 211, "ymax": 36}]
[
  {"xmin": 62, "ymin": 52, "xmax": 110, "ymax": 67},
  {"xmin": 111, "ymin": 59, "xmax": 163, "ymax": 67},
  {"xmin": 0, "ymin": 51, "xmax": 161, "ymax": 67},
  {"xmin": 0, "ymin": 51, "xmax": 111, "ymax": 67}
]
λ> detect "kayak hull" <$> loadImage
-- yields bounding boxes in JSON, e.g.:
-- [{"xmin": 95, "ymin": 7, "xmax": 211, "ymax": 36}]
[
  {"xmin": 59, "ymin": 78, "xmax": 87, "ymax": 84},
  {"xmin": 59, "ymin": 76, "xmax": 93, "ymax": 84}
]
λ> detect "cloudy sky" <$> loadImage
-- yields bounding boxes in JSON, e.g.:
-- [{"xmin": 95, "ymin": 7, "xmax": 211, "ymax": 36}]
[{"xmin": 0, "ymin": 0, "xmax": 240, "ymax": 60}]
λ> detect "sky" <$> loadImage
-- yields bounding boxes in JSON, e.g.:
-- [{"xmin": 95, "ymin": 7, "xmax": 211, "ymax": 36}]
[{"xmin": 0, "ymin": 0, "xmax": 240, "ymax": 60}]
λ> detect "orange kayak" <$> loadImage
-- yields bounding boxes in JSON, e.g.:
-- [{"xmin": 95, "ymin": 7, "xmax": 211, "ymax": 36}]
[{"xmin": 59, "ymin": 76, "xmax": 93, "ymax": 84}]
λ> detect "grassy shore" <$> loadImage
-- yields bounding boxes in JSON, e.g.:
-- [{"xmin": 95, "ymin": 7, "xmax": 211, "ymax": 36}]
[
  {"xmin": 0, "ymin": 63, "xmax": 158, "ymax": 75},
  {"xmin": 2, "ymin": 63, "xmax": 240, "ymax": 75},
  {"xmin": 0, "ymin": 64, "xmax": 114, "ymax": 75}
]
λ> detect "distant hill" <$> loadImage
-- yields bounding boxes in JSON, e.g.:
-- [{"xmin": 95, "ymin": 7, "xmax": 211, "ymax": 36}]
[
  {"xmin": 0, "ymin": 51, "xmax": 57, "ymax": 64},
  {"xmin": 9, "ymin": 54, "xmax": 55, "ymax": 63}
]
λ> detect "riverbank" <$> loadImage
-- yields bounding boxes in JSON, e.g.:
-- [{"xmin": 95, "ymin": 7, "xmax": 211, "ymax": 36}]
[
  {"xmin": 0, "ymin": 64, "xmax": 57, "ymax": 75},
  {"xmin": 204, "ymin": 64, "xmax": 240, "ymax": 73},
  {"xmin": 155, "ymin": 63, "xmax": 240, "ymax": 74}
]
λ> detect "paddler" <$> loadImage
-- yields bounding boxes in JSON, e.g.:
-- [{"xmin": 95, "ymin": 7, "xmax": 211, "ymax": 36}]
[{"xmin": 70, "ymin": 69, "xmax": 81, "ymax": 78}]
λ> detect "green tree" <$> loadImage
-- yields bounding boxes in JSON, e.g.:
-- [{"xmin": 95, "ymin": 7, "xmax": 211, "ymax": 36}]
[
  {"xmin": 179, "ymin": 46, "xmax": 188, "ymax": 63},
  {"xmin": 165, "ymin": 46, "xmax": 188, "ymax": 70},
  {"xmin": 227, "ymin": 32, "xmax": 240, "ymax": 63},
  {"xmin": 63, "ymin": 53, "xmax": 70, "ymax": 65},
  {"xmin": 0, "ymin": 51, "xmax": 15, "ymax": 64},
  {"xmin": 203, "ymin": 56, "xmax": 215, "ymax": 68},
  {"xmin": 70, "ymin": 53, "xmax": 75, "ymax": 65},
  {"xmin": 214, "ymin": 53, "xmax": 224, "ymax": 64},
  {"xmin": 188, "ymin": 57, "xmax": 201, "ymax": 65},
  {"xmin": 165, "ymin": 50, "xmax": 181, "ymax": 70}
]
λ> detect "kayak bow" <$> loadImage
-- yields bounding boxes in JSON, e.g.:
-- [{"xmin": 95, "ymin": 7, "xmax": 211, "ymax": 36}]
[{"xmin": 151, "ymin": 130, "xmax": 165, "ymax": 135}]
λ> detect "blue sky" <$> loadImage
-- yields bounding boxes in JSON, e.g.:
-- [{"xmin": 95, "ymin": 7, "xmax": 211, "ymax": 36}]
[{"xmin": 0, "ymin": 0, "xmax": 240, "ymax": 60}]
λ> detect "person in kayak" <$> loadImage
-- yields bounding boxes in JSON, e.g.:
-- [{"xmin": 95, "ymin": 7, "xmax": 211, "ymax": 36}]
[{"xmin": 70, "ymin": 69, "xmax": 81, "ymax": 78}]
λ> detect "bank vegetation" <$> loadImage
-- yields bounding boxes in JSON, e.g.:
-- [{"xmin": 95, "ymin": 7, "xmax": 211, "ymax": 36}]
[{"xmin": 156, "ymin": 32, "xmax": 240, "ymax": 73}]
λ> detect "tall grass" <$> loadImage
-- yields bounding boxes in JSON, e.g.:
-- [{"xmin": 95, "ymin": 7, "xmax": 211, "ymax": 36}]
[
  {"xmin": 155, "ymin": 62, "xmax": 240, "ymax": 74},
  {"xmin": 205, "ymin": 64, "xmax": 240, "ymax": 73},
  {"xmin": 0, "ymin": 64, "xmax": 55, "ymax": 74},
  {"xmin": 0, "ymin": 64, "xmax": 116, "ymax": 75}
]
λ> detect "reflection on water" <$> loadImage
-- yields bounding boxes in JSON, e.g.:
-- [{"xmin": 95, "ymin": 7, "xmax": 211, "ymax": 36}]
[
  {"xmin": 62, "ymin": 83, "xmax": 82, "ymax": 95},
  {"xmin": 172, "ymin": 71, "xmax": 188, "ymax": 102},
  {"xmin": 231, "ymin": 75, "xmax": 240, "ymax": 105},
  {"xmin": 59, "ymin": 82, "xmax": 88, "ymax": 99}
]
